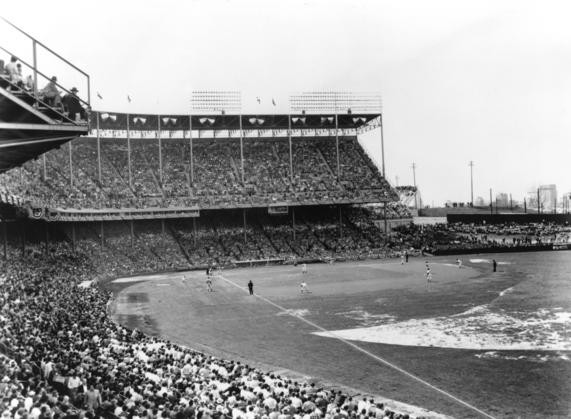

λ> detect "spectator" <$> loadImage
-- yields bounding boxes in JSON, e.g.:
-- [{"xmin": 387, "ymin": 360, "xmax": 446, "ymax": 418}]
[
  {"xmin": 4, "ymin": 56, "xmax": 19, "ymax": 87},
  {"xmin": 62, "ymin": 87, "xmax": 87, "ymax": 121},
  {"xmin": 40, "ymin": 76, "xmax": 63, "ymax": 109}
]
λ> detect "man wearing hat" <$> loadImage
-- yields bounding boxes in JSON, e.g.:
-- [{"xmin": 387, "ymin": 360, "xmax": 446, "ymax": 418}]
[{"xmin": 62, "ymin": 87, "xmax": 87, "ymax": 121}]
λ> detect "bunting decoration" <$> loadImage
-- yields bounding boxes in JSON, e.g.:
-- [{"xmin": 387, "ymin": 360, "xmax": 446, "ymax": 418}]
[
  {"xmin": 100, "ymin": 113, "xmax": 117, "ymax": 122},
  {"xmin": 133, "ymin": 117, "xmax": 147, "ymax": 125},
  {"xmin": 248, "ymin": 118, "xmax": 265, "ymax": 126},
  {"xmin": 352, "ymin": 117, "xmax": 367, "ymax": 124},
  {"xmin": 320, "ymin": 117, "xmax": 334, "ymax": 124},
  {"xmin": 291, "ymin": 117, "xmax": 306, "ymax": 125},
  {"xmin": 162, "ymin": 117, "xmax": 178, "ymax": 125},
  {"xmin": 199, "ymin": 117, "xmax": 216, "ymax": 126}
]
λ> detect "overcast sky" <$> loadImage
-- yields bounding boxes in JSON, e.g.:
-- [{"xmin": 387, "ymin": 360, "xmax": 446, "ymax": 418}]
[{"xmin": 2, "ymin": 0, "xmax": 570, "ymax": 206}]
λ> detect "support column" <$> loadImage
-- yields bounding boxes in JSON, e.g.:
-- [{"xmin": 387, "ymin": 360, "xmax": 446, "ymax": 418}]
[
  {"xmin": 161, "ymin": 219, "xmax": 165, "ymax": 235},
  {"xmin": 239, "ymin": 116, "xmax": 245, "ymax": 183},
  {"xmin": 380, "ymin": 114, "xmax": 386, "ymax": 178},
  {"xmin": 130, "ymin": 220, "xmax": 134, "ymax": 248},
  {"xmin": 42, "ymin": 154, "xmax": 47, "ymax": 181},
  {"xmin": 192, "ymin": 218, "xmax": 197, "ymax": 246},
  {"xmin": 383, "ymin": 204, "xmax": 388, "ymax": 243},
  {"xmin": 243, "ymin": 209, "xmax": 247, "ymax": 244},
  {"xmin": 158, "ymin": 115, "xmax": 163, "ymax": 184},
  {"xmin": 335, "ymin": 114, "xmax": 340, "ymax": 180},
  {"xmin": 44, "ymin": 223, "xmax": 49, "ymax": 254},
  {"xmin": 100, "ymin": 222, "xmax": 104, "ymax": 248},
  {"xmin": 71, "ymin": 223, "xmax": 76, "ymax": 253},
  {"xmin": 69, "ymin": 141, "xmax": 73, "ymax": 187},
  {"xmin": 338, "ymin": 206, "xmax": 343, "ymax": 238},
  {"xmin": 97, "ymin": 114, "xmax": 102, "ymax": 183},
  {"xmin": 292, "ymin": 207, "xmax": 296, "ymax": 241},
  {"xmin": 127, "ymin": 115, "xmax": 132, "ymax": 189},
  {"xmin": 288, "ymin": 115, "xmax": 293, "ymax": 182}
]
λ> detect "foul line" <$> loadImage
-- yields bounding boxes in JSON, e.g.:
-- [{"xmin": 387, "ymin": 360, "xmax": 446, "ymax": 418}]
[{"xmin": 219, "ymin": 275, "xmax": 497, "ymax": 419}]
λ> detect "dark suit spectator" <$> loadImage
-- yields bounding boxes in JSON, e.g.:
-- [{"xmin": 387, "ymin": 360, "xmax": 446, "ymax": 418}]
[{"xmin": 62, "ymin": 87, "xmax": 87, "ymax": 121}]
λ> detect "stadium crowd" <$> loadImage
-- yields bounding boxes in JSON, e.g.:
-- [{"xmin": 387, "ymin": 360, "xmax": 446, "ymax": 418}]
[
  {"xmin": 392, "ymin": 221, "xmax": 568, "ymax": 253},
  {"xmin": 0, "ymin": 242, "xmax": 415, "ymax": 419},
  {"xmin": 0, "ymin": 137, "xmax": 397, "ymax": 211}
]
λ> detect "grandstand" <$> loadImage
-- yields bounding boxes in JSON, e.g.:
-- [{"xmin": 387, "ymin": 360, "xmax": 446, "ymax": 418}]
[
  {"xmin": 0, "ymin": 109, "xmax": 402, "ymax": 268},
  {"xmin": 1, "ymin": 32, "xmax": 401, "ymax": 266}
]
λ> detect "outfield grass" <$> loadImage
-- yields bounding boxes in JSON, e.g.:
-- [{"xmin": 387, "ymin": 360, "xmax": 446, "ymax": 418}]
[{"xmin": 108, "ymin": 253, "xmax": 571, "ymax": 419}]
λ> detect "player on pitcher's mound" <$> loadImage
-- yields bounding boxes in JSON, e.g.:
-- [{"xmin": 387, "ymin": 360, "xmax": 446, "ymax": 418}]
[{"xmin": 300, "ymin": 281, "xmax": 311, "ymax": 294}]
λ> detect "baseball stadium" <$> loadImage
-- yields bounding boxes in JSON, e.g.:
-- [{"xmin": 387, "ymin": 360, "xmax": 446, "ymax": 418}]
[{"xmin": 1, "ymin": 11, "xmax": 571, "ymax": 419}]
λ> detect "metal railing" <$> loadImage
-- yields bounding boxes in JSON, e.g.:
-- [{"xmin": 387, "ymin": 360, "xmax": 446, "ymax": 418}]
[{"xmin": 0, "ymin": 16, "xmax": 90, "ymax": 114}]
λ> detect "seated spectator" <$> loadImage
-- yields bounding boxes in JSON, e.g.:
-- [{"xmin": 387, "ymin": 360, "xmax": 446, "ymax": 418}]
[
  {"xmin": 40, "ymin": 76, "xmax": 63, "ymax": 109},
  {"xmin": 62, "ymin": 87, "xmax": 87, "ymax": 121},
  {"xmin": 24, "ymin": 74, "xmax": 34, "ymax": 91},
  {"xmin": 4, "ymin": 56, "xmax": 20, "ymax": 90}
]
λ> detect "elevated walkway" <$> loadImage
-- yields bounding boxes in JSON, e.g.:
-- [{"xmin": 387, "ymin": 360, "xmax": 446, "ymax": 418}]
[{"xmin": 0, "ymin": 17, "xmax": 90, "ymax": 172}]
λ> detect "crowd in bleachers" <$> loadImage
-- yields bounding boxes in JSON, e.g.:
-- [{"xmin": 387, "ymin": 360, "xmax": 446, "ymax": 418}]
[
  {"xmin": 0, "ymin": 238, "xmax": 415, "ymax": 419},
  {"xmin": 366, "ymin": 203, "xmax": 412, "ymax": 220},
  {"xmin": 392, "ymin": 221, "xmax": 569, "ymax": 253},
  {"xmin": 0, "ymin": 137, "xmax": 396, "ymax": 211}
]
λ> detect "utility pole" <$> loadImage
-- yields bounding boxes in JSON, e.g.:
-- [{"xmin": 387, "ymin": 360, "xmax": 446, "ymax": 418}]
[
  {"xmin": 537, "ymin": 188, "xmax": 541, "ymax": 214},
  {"xmin": 469, "ymin": 161, "xmax": 474, "ymax": 207},
  {"xmin": 411, "ymin": 162, "xmax": 417, "ymax": 209},
  {"xmin": 395, "ymin": 175, "xmax": 399, "ymax": 187},
  {"xmin": 489, "ymin": 188, "xmax": 493, "ymax": 215}
]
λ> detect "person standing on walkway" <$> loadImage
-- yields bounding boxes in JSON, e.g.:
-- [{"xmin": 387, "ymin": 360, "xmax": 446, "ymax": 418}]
[{"xmin": 248, "ymin": 280, "xmax": 254, "ymax": 295}]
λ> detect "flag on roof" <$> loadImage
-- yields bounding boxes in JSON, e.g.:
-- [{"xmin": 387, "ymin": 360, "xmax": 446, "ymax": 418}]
[
  {"xmin": 127, "ymin": 95, "xmax": 132, "ymax": 103},
  {"xmin": 272, "ymin": 98, "xmax": 276, "ymax": 106},
  {"xmin": 97, "ymin": 92, "xmax": 103, "ymax": 99}
]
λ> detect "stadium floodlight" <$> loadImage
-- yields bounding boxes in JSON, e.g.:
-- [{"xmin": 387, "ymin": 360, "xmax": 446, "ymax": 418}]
[
  {"xmin": 289, "ymin": 91, "xmax": 382, "ymax": 114},
  {"xmin": 191, "ymin": 91, "xmax": 242, "ymax": 114}
]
